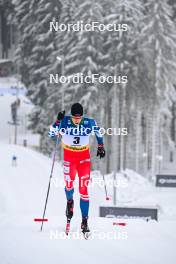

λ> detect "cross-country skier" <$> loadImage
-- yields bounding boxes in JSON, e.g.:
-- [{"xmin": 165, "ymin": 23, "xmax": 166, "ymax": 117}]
[{"xmin": 48, "ymin": 103, "xmax": 105, "ymax": 236}]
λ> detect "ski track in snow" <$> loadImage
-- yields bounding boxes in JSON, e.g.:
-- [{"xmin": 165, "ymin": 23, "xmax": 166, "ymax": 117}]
[{"xmin": 0, "ymin": 142, "xmax": 176, "ymax": 264}]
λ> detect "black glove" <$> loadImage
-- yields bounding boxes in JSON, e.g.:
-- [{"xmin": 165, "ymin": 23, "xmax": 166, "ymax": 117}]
[
  {"xmin": 97, "ymin": 144, "xmax": 105, "ymax": 159},
  {"xmin": 57, "ymin": 110, "xmax": 65, "ymax": 121}
]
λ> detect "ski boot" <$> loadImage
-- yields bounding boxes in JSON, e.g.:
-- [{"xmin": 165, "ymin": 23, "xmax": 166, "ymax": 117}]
[
  {"xmin": 66, "ymin": 199, "xmax": 74, "ymax": 219},
  {"xmin": 65, "ymin": 199, "xmax": 74, "ymax": 235},
  {"xmin": 81, "ymin": 217, "xmax": 90, "ymax": 239}
]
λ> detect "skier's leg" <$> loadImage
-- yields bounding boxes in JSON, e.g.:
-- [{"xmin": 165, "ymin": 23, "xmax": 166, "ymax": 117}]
[
  {"xmin": 63, "ymin": 152, "xmax": 77, "ymax": 219},
  {"xmin": 65, "ymin": 181, "xmax": 75, "ymax": 219},
  {"xmin": 78, "ymin": 159, "xmax": 91, "ymax": 234},
  {"xmin": 78, "ymin": 159, "xmax": 91, "ymax": 218},
  {"xmin": 64, "ymin": 160, "xmax": 77, "ymax": 196},
  {"xmin": 63, "ymin": 151, "xmax": 77, "ymax": 198}
]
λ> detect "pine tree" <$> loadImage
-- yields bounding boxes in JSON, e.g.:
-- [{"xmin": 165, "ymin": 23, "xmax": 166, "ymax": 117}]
[
  {"xmin": 13, "ymin": 0, "xmax": 37, "ymax": 86},
  {"xmin": 102, "ymin": 0, "xmax": 144, "ymax": 172},
  {"xmin": 140, "ymin": 0, "xmax": 176, "ymax": 177},
  {"xmin": 61, "ymin": 0, "xmax": 105, "ymax": 115}
]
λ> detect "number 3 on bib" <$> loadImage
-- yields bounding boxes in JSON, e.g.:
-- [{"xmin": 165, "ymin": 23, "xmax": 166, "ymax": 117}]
[{"xmin": 73, "ymin": 137, "xmax": 80, "ymax": 144}]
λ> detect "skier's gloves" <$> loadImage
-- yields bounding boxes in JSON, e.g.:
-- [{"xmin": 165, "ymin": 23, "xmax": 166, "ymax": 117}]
[
  {"xmin": 57, "ymin": 110, "xmax": 65, "ymax": 121},
  {"xmin": 97, "ymin": 144, "xmax": 105, "ymax": 159}
]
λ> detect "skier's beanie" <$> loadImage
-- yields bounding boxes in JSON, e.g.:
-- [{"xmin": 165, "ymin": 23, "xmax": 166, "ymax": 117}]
[{"xmin": 71, "ymin": 103, "xmax": 83, "ymax": 116}]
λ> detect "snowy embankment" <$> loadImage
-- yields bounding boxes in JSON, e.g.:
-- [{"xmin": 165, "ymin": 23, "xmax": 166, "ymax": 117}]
[
  {"xmin": 0, "ymin": 142, "xmax": 176, "ymax": 264},
  {"xmin": 100, "ymin": 169, "xmax": 176, "ymax": 220}
]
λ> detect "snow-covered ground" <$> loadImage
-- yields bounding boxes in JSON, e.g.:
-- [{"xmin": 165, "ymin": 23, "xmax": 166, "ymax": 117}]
[
  {"xmin": 0, "ymin": 142, "xmax": 176, "ymax": 264},
  {"xmin": 102, "ymin": 170, "xmax": 176, "ymax": 220}
]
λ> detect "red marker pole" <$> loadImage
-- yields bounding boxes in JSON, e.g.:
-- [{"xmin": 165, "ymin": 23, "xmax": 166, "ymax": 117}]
[
  {"xmin": 113, "ymin": 222, "xmax": 127, "ymax": 226},
  {"xmin": 34, "ymin": 218, "xmax": 48, "ymax": 222},
  {"xmin": 40, "ymin": 136, "xmax": 61, "ymax": 231}
]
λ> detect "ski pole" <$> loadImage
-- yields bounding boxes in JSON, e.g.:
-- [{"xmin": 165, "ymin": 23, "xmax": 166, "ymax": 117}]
[
  {"xmin": 100, "ymin": 156, "xmax": 110, "ymax": 201},
  {"xmin": 102, "ymin": 173, "xmax": 110, "ymax": 201},
  {"xmin": 40, "ymin": 135, "xmax": 61, "ymax": 231},
  {"xmin": 92, "ymin": 156, "xmax": 110, "ymax": 201}
]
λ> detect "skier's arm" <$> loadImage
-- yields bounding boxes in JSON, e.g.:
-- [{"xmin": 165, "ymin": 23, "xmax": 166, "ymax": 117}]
[
  {"xmin": 90, "ymin": 119, "xmax": 104, "ymax": 145},
  {"xmin": 48, "ymin": 123, "xmax": 60, "ymax": 138},
  {"xmin": 48, "ymin": 111, "xmax": 65, "ymax": 138},
  {"xmin": 90, "ymin": 119, "xmax": 105, "ymax": 159}
]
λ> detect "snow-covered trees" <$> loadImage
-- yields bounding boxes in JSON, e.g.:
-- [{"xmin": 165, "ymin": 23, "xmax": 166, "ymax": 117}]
[
  {"xmin": 13, "ymin": 0, "xmax": 62, "ymax": 136},
  {"xmin": 140, "ymin": 0, "xmax": 176, "ymax": 177},
  {"xmin": 12, "ymin": 0, "xmax": 176, "ymax": 177}
]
